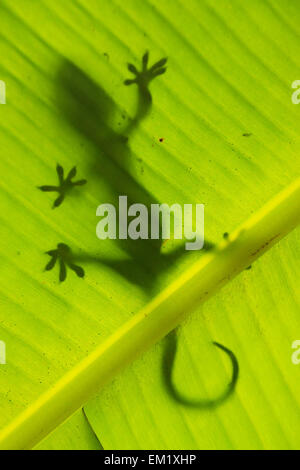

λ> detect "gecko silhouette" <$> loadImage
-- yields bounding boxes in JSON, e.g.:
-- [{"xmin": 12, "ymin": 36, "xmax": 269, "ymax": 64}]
[
  {"xmin": 44, "ymin": 52, "xmax": 213, "ymax": 293},
  {"xmin": 42, "ymin": 52, "xmax": 237, "ymax": 409}
]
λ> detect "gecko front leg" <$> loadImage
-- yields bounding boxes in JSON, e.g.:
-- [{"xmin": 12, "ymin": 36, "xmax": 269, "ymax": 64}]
[{"xmin": 124, "ymin": 52, "xmax": 168, "ymax": 132}]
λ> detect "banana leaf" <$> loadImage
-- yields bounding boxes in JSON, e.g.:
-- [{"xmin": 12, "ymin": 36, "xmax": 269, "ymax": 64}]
[{"xmin": 0, "ymin": 0, "xmax": 299, "ymax": 450}]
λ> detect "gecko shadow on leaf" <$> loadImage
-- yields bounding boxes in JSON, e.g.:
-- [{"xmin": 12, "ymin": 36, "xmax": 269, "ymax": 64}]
[
  {"xmin": 45, "ymin": 243, "xmax": 85, "ymax": 282},
  {"xmin": 74, "ymin": 240, "xmax": 215, "ymax": 292},
  {"xmin": 44, "ymin": 240, "xmax": 215, "ymax": 286},
  {"xmin": 39, "ymin": 164, "xmax": 87, "ymax": 208},
  {"xmin": 57, "ymin": 52, "xmax": 166, "ymax": 172},
  {"xmin": 162, "ymin": 330, "xmax": 239, "ymax": 409},
  {"xmin": 56, "ymin": 53, "xmax": 212, "ymax": 293}
]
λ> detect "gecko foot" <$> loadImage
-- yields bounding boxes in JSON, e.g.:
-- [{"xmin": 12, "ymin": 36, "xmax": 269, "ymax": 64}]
[
  {"xmin": 124, "ymin": 52, "xmax": 167, "ymax": 88},
  {"xmin": 45, "ymin": 243, "xmax": 85, "ymax": 282},
  {"xmin": 39, "ymin": 164, "xmax": 87, "ymax": 208}
]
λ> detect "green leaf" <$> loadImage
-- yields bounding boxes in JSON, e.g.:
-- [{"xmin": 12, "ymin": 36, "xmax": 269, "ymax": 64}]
[
  {"xmin": 85, "ymin": 227, "xmax": 300, "ymax": 450},
  {"xmin": 35, "ymin": 410, "xmax": 103, "ymax": 450},
  {"xmin": 0, "ymin": 0, "xmax": 299, "ymax": 450}
]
